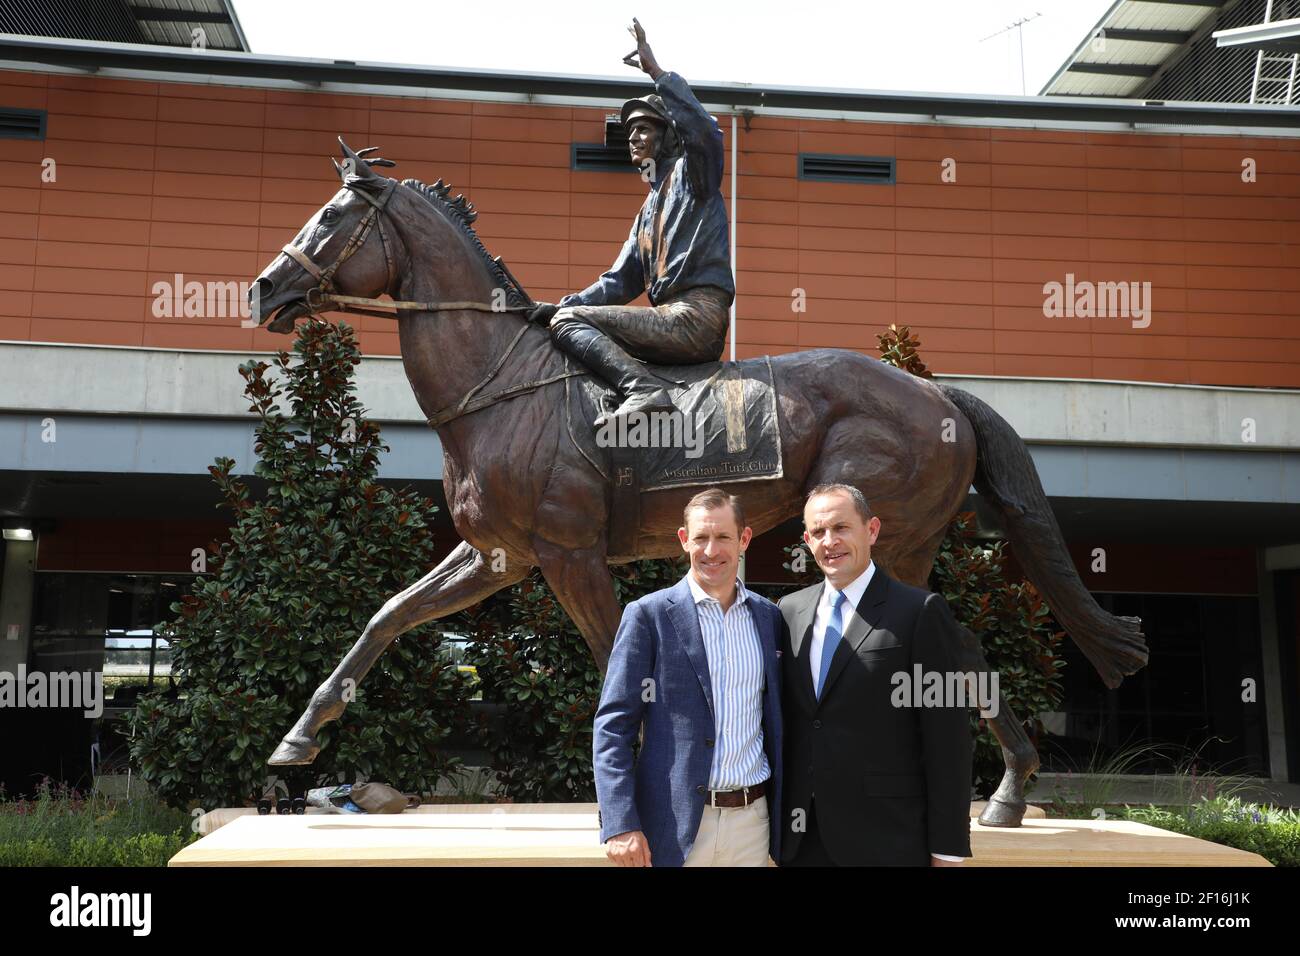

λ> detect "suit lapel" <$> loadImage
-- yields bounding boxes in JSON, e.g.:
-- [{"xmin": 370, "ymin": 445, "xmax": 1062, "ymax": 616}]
[
  {"xmin": 786, "ymin": 584, "xmax": 820, "ymax": 710},
  {"xmin": 819, "ymin": 569, "xmax": 891, "ymax": 704},
  {"xmin": 666, "ymin": 576, "xmax": 714, "ymax": 722},
  {"xmin": 757, "ymin": 602, "xmax": 780, "ymax": 697}
]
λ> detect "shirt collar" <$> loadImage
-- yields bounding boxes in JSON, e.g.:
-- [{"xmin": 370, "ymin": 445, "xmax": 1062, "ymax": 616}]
[
  {"xmin": 686, "ymin": 570, "xmax": 748, "ymax": 606},
  {"xmin": 822, "ymin": 559, "xmax": 875, "ymax": 611}
]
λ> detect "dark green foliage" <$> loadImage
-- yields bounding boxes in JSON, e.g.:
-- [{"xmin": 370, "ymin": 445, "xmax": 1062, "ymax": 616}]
[
  {"xmin": 454, "ymin": 557, "xmax": 688, "ymax": 801},
  {"xmin": 0, "ymin": 778, "xmax": 194, "ymax": 867},
  {"xmin": 929, "ymin": 514, "xmax": 1064, "ymax": 796},
  {"xmin": 1124, "ymin": 798, "xmax": 1300, "ymax": 867},
  {"xmin": 127, "ymin": 318, "xmax": 470, "ymax": 810}
]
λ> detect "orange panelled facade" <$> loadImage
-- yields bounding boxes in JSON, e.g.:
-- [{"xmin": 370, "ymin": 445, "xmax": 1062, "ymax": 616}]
[{"xmin": 2, "ymin": 67, "xmax": 1299, "ymax": 385}]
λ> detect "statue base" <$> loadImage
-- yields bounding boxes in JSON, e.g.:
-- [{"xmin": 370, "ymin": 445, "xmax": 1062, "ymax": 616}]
[{"xmin": 168, "ymin": 802, "xmax": 1269, "ymax": 867}]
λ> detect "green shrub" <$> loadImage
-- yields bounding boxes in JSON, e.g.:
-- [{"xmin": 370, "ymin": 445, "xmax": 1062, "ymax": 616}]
[
  {"xmin": 1124, "ymin": 797, "xmax": 1300, "ymax": 867},
  {"xmin": 0, "ymin": 833, "xmax": 188, "ymax": 867},
  {"xmin": 0, "ymin": 778, "xmax": 194, "ymax": 867},
  {"xmin": 126, "ymin": 318, "xmax": 472, "ymax": 809},
  {"xmin": 454, "ymin": 557, "xmax": 687, "ymax": 802}
]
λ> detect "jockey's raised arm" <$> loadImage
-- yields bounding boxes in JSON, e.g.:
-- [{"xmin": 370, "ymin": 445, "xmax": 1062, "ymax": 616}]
[
  {"xmin": 528, "ymin": 19, "xmax": 736, "ymax": 428},
  {"xmin": 653, "ymin": 70, "xmax": 725, "ymax": 196}
]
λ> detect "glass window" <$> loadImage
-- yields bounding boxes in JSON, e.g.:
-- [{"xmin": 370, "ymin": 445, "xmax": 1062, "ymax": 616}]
[
  {"xmin": 31, "ymin": 572, "xmax": 194, "ymax": 702},
  {"xmin": 1040, "ymin": 593, "xmax": 1267, "ymax": 777}
]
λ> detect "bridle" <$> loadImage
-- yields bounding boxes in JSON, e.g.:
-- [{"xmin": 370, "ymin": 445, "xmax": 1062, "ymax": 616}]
[
  {"xmin": 275, "ymin": 175, "xmax": 583, "ymax": 428},
  {"xmin": 278, "ymin": 177, "xmax": 523, "ymax": 321}
]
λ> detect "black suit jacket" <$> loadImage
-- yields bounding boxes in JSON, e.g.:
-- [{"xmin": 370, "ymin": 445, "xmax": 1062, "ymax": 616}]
[{"xmin": 778, "ymin": 567, "xmax": 973, "ymax": 865}]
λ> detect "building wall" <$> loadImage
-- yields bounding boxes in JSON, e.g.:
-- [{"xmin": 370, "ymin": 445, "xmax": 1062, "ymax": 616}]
[
  {"xmin": 2, "ymin": 67, "xmax": 1299, "ymax": 385},
  {"xmin": 35, "ymin": 517, "xmax": 232, "ymax": 573}
]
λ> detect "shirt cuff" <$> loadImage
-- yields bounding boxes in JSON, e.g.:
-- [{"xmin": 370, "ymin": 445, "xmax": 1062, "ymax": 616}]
[{"xmin": 931, "ymin": 853, "xmax": 965, "ymax": 862}]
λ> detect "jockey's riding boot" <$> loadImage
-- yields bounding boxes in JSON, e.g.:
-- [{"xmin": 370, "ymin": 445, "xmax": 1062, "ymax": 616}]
[{"xmin": 551, "ymin": 322, "xmax": 675, "ymax": 427}]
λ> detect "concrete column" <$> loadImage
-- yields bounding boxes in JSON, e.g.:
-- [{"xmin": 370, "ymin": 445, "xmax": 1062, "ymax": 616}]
[
  {"xmin": 0, "ymin": 536, "xmax": 36, "ymax": 673},
  {"xmin": 1257, "ymin": 549, "xmax": 1291, "ymax": 783}
]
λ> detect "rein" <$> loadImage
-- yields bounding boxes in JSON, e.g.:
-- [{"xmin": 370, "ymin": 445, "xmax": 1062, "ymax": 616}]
[{"xmin": 278, "ymin": 176, "xmax": 584, "ymax": 429}]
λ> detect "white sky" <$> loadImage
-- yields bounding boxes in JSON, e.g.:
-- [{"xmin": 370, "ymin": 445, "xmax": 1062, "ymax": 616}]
[{"xmin": 233, "ymin": 0, "xmax": 1114, "ymax": 97}]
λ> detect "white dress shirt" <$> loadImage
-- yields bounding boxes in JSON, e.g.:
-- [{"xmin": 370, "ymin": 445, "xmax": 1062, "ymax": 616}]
[
  {"xmin": 810, "ymin": 560, "xmax": 963, "ymax": 864},
  {"xmin": 809, "ymin": 560, "xmax": 876, "ymax": 691},
  {"xmin": 685, "ymin": 572, "xmax": 770, "ymax": 791}
]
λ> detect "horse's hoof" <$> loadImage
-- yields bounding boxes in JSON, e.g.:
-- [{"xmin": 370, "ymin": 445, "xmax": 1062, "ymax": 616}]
[
  {"xmin": 268, "ymin": 735, "xmax": 320, "ymax": 766},
  {"xmin": 978, "ymin": 797, "xmax": 1027, "ymax": 828}
]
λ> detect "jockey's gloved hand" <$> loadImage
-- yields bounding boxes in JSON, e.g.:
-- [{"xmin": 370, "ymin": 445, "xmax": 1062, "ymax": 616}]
[{"xmin": 527, "ymin": 302, "xmax": 559, "ymax": 326}]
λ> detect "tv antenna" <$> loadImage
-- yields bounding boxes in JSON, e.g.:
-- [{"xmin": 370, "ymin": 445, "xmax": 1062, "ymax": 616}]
[{"xmin": 981, "ymin": 12, "xmax": 1043, "ymax": 95}]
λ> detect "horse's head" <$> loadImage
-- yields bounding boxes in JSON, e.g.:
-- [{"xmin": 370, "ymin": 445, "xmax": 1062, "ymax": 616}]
[{"xmin": 251, "ymin": 137, "xmax": 401, "ymax": 334}]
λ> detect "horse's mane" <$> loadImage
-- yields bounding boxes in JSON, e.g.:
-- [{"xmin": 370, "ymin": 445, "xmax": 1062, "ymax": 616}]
[{"xmin": 398, "ymin": 176, "xmax": 532, "ymax": 310}]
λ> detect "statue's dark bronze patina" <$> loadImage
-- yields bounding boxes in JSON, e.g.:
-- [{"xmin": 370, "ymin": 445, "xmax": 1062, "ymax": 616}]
[
  {"xmin": 250, "ymin": 23, "xmax": 1147, "ymax": 827},
  {"xmin": 532, "ymin": 20, "xmax": 735, "ymax": 427}
]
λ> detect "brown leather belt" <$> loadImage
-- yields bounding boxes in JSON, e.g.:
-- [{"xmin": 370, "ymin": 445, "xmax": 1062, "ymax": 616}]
[{"xmin": 707, "ymin": 779, "xmax": 768, "ymax": 808}]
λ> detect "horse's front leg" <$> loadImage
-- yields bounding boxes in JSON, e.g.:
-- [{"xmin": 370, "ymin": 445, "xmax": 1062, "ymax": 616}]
[{"xmin": 269, "ymin": 540, "xmax": 527, "ymax": 765}]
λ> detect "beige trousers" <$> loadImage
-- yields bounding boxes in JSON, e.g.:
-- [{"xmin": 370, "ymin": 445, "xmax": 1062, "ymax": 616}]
[{"xmin": 682, "ymin": 795, "xmax": 771, "ymax": 867}]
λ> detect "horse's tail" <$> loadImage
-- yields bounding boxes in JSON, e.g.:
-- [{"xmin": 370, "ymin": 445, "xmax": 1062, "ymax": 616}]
[{"xmin": 938, "ymin": 383, "xmax": 1147, "ymax": 689}]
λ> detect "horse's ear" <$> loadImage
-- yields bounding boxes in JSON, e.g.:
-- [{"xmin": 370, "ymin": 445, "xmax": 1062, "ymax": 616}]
[
  {"xmin": 338, "ymin": 136, "xmax": 377, "ymax": 179},
  {"xmin": 336, "ymin": 137, "xmax": 396, "ymax": 186}
]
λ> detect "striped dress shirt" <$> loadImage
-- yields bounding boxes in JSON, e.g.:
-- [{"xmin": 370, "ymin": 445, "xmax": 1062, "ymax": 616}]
[{"xmin": 685, "ymin": 572, "xmax": 770, "ymax": 790}]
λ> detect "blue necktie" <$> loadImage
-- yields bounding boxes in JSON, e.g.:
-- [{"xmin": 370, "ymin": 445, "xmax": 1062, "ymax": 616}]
[{"xmin": 816, "ymin": 590, "xmax": 847, "ymax": 699}]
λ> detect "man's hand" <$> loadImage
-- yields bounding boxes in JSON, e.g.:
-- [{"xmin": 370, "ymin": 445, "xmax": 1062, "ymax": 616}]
[
  {"xmin": 527, "ymin": 302, "xmax": 558, "ymax": 326},
  {"xmin": 606, "ymin": 829, "xmax": 652, "ymax": 867},
  {"xmin": 622, "ymin": 18, "xmax": 663, "ymax": 79}
]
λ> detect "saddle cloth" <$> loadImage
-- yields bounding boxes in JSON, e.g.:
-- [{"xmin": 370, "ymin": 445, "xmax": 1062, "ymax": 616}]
[{"xmin": 565, "ymin": 354, "xmax": 784, "ymax": 557}]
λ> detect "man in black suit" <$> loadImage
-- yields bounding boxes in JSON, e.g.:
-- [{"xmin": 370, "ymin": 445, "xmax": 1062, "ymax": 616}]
[{"xmin": 779, "ymin": 483, "xmax": 974, "ymax": 866}]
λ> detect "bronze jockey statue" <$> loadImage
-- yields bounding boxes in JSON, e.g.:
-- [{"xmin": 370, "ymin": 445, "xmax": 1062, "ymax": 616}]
[{"xmin": 528, "ymin": 19, "xmax": 735, "ymax": 426}]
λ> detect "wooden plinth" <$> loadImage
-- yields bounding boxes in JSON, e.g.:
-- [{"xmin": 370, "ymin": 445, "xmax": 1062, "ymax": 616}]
[{"xmin": 170, "ymin": 801, "xmax": 1269, "ymax": 867}]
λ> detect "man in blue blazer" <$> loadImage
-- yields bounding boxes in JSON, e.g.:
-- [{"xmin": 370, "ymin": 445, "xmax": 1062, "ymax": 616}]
[{"xmin": 593, "ymin": 488, "xmax": 783, "ymax": 866}]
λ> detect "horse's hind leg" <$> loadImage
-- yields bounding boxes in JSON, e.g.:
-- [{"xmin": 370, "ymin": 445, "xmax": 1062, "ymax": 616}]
[
  {"xmin": 269, "ymin": 540, "xmax": 527, "ymax": 765},
  {"xmin": 890, "ymin": 527, "xmax": 1038, "ymax": 828},
  {"xmin": 534, "ymin": 538, "xmax": 621, "ymax": 674}
]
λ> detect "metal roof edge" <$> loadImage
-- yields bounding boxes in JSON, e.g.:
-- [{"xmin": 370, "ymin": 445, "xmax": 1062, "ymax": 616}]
[
  {"xmin": 4, "ymin": 33, "xmax": 1300, "ymax": 128},
  {"xmin": 1038, "ymin": 0, "xmax": 1126, "ymax": 95},
  {"xmin": 220, "ymin": 0, "xmax": 252, "ymax": 54}
]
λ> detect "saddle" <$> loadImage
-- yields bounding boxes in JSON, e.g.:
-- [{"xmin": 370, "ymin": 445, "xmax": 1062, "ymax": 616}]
[{"xmin": 565, "ymin": 354, "xmax": 784, "ymax": 560}]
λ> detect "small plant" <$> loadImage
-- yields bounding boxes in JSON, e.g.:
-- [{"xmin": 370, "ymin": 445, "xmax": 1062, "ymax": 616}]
[
  {"xmin": 0, "ymin": 777, "xmax": 194, "ymax": 867},
  {"xmin": 442, "ymin": 766, "xmax": 501, "ymax": 803},
  {"xmin": 1125, "ymin": 796, "xmax": 1300, "ymax": 867},
  {"xmin": 1044, "ymin": 737, "xmax": 1258, "ymax": 819}
]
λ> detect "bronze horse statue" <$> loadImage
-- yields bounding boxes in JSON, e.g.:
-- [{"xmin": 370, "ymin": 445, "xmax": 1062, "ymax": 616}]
[{"xmin": 253, "ymin": 139, "xmax": 1146, "ymax": 826}]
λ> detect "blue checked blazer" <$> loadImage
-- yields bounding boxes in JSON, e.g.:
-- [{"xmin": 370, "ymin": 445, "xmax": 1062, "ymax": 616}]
[{"xmin": 593, "ymin": 575, "xmax": 783, "ymax": 866}]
